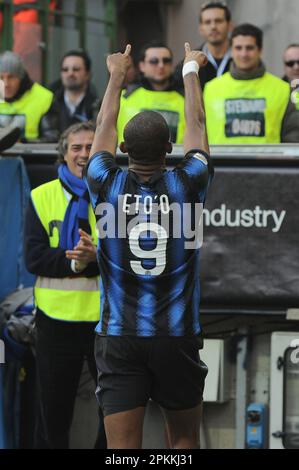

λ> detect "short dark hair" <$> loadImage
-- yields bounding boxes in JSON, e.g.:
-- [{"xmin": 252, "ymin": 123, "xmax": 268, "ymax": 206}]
[
  {"xmin": 124, "ymin": 111, "xmax": 170, "ymax": 164},
  {"xmin": 139, "ymin": 41, "xmax": 173, "ymax": 62},
  {"xmin": 199, "ymin": 1, "xmax": 231, "ymax": 22},
  {"xmin": 61, "ymin": 50, "xmax": 92, "ymax": 71},
  {"xmin": 285, "ymin": 43, "xmax": 299, "ymax": 52},
  {"xmin": 57, "ymin": 121, "xmax": 95, "ymax": 163},
  {"xmin": 231, "ymin": 24, "xmax": 263, "ymax": 49}
]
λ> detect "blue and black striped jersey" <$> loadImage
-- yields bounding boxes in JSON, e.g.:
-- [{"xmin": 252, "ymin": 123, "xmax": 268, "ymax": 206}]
[{"xmin": 85, "ymin": 150, "xmax": 213, "ymax": 337}]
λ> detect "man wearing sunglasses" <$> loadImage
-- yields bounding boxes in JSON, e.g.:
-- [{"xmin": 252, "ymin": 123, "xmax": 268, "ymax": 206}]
[
  {"xmin": 51, "ymin": 50, "xmax": 98, "ymax": 133},
  {"xmin": 174, "ymin": 1, "xmax": 233, "ymax": 91},
  {"xmin": 283, "ymin": 44, "xmax": 299, "ymax": 111},
  {"xmin": 117, "ymin": 40, "xmax": 185, "ymax": 144},
  {"xmin": 204, "ymin": 24, "xmax": 299, "ymax": 144}
]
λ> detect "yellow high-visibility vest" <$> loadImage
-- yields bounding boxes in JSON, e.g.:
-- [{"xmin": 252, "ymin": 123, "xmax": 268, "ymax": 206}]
[
  {"xmin": 0, "ymin": 82, "xmax": 53, "ymax": 140},
  {"xmin": 204, "ymin": 71, "xmax": 290, "ymax": 143},
  {"xmin": 117, "ymin": 87, "xmax": 185, "ymax": 144},
  {"xmin": 31, "ymin": 179, "xmax": 100, "ymax": 322}
]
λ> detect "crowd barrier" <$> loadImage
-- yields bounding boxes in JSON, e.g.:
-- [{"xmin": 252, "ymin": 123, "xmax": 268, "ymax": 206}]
[{"xmin": 0, "ymin": 157, "xmax": 34, "ymax": 303}]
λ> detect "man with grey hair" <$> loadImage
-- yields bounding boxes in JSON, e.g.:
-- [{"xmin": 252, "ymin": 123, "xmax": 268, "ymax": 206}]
[
  {"xmin": 0, "ymin": 51, "xmax": 58, "ymax": 142},
  {"xmin": 24, "ymin": 122, "xmax": 106, "ymax": 448}
]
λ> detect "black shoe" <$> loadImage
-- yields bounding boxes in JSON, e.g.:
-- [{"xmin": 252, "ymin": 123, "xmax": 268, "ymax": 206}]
[{"xmin": 0, "ymin": 126, "xmax": 21, "ymax": 152}]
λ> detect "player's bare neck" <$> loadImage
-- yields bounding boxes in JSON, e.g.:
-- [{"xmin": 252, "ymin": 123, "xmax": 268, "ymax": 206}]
[{"xmin": 129, "ymin": 162, "xmax": 165, "ymax": 182}]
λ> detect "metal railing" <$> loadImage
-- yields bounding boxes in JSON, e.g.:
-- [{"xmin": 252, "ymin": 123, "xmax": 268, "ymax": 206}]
[
  {"xmin": 0, "ymin": 0, "xmax": 117, "ymax": 83},
  {"xmin": 2, "ymin": 143, "xmax": 299, "ymax": 166}
]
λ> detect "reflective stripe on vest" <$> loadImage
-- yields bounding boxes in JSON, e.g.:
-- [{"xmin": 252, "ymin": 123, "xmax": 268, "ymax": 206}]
[
  {"xmin": 31, "ymin": 179, "xmax": 100, "ymax": 322},
  {"xmin": 35, "ymin": 276, "xmax": 99, "ymax": 291},
  {"xmin": 117, "ymin": 87, "xmax": 185, "ymax": 144},
  {"xmin": 35, "ymin": 277, "xmax": 99, "ymax": 322},
  {"xmin": 0, "ymin": 82, "xmax": 53, "ymax": 140},
  {"xmin": 204, "ymin": 72, "xmax": 290, "ymax": 144}
]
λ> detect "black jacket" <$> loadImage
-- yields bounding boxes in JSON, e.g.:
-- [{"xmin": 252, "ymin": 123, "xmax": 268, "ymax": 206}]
[
  {"xmin": 173, "ymin": 43, "xmax": 232, "ymax": 91},
  {"xmin": 51, "ymin": 85, "xmax": 98, "ymax": 134},
  {"xmin": 38, "ymin": 103, "xmax": 60, "ymax": 143},
  {"xmin": 24, "ymin": 198, "xmax": 99, "ymax": 279}
]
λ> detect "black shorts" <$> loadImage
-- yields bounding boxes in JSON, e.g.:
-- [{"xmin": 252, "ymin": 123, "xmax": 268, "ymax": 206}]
[{"xmin": 94, "ymin": 335, "xmax": 208, "ymax": 417}]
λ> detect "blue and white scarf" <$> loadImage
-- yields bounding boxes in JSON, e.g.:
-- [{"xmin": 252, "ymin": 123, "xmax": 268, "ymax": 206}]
[{"xmin": 58, "ymin": 164, "xmax": 90, "ymax": 250}]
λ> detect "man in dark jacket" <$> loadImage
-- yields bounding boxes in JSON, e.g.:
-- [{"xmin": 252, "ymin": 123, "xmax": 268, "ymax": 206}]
[
  {"xmin": 51, "ymin": 50, "xmax": 98, "ymax": 133},
  {"xmin": 174, "ymin": 1, "xmax": 233, "ymax": 90}
]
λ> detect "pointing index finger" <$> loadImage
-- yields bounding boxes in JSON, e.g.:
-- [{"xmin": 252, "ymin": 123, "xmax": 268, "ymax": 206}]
[
  {"xmin": 124, "ymin": 44, "xmax": 131, "ymax": 56},
  {"xmin": 185, "ymin": 42, "xmax": 191, "ymax": 54}
]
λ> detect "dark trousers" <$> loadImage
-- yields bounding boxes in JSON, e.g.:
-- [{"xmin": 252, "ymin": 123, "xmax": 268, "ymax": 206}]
[{"xmin": 34, "ymin": 309, "xmax": 106, "ymax": 449}]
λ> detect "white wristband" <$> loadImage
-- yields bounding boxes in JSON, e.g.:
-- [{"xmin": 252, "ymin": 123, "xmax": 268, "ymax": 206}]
[{"xmin": 182, "ymin": 60, "xmax": 199, "ymax": 78}]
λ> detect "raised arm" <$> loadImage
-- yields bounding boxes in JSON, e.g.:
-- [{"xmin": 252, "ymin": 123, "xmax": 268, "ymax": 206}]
[
  {"xmin": 183, "ymin": 42, "xmax": 209, "ymax": 155},
  {"xmin": 89, "ymin": 44, "xmax": 131, "ymax": 158}
]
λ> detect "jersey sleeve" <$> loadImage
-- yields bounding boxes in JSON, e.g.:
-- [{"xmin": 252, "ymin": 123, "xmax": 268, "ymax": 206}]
[
  {"xmin": 173, "ymin": 149, "xmax": 214, "ymax": 202},
  {"xmin": 84, "ymin": 151, "xmax": 122, "ymax": 208}
]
